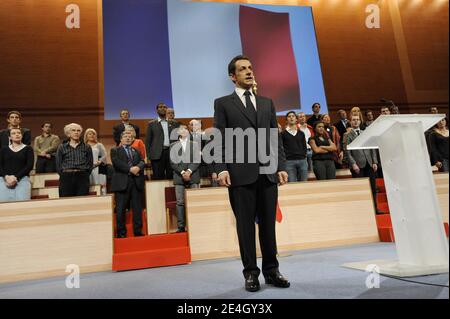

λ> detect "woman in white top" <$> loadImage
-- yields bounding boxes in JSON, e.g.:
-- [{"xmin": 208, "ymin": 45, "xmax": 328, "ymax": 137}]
[{"xmin": 84, "ymin": 128, "xmax": 107, "ymax": 194}]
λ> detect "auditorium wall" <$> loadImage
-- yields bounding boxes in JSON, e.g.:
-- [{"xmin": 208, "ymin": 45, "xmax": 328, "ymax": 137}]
[{"xmin": 0, "ymin": 0, "xmax": 448, "ymax": 146}]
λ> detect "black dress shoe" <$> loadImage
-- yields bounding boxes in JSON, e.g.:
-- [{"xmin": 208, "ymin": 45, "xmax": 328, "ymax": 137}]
[
  {"xmin": 245, "ymin": 274, "xmax": 260, "ymax": 292},
  {"xmin": 176, "ymin": 227, "xmax": 185, "ymax": 233},
  {"xmin": 117, "ymin": 233, "xmax": 127, "ymax": 238},
  {"xmin": 134, "ymin": 232, "xmax": 144, "ymax": 237},
  {"xmin": 264, "ymin": 271, "xmax": 290, "ymax": 288}
]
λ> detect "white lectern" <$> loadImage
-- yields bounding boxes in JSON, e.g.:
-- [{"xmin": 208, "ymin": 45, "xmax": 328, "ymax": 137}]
[{"xmin": 343, "ymin": 114, "xmax": 449, "ymax": 277}]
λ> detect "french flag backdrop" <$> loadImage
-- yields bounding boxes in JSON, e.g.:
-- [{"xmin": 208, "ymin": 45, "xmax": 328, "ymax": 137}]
[{"xmin": 103, "ymin": 0, "xmax": 327, "ymax": 119}]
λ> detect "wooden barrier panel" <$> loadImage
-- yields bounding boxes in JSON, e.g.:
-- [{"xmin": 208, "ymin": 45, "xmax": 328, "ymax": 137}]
[
  {"xmin": 0, "ymin": 196, "xmax": 113, "ymax": 284},
  {"xmin": 435, "ymin": 173, "xmax": 449, "ymax": 223},
  {"xmin": 29, "ymin": 173, "xmax": 59, "ymax": 189},
  {"xmin": 31, "ymin": 185, "xmax": 102, "ymax": 199},
  {"xmin": 146, "ymin": 180, "xmax": 174, "ymax": 235},
  {"xmin": 186, "ymin": 178, "xmax": 380, "ymax": 261}
]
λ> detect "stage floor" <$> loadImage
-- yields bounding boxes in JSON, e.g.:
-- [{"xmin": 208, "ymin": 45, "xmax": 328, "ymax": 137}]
[{"xmin": 0, "ymin": 242, "xmax": 447, "ymax": 299}]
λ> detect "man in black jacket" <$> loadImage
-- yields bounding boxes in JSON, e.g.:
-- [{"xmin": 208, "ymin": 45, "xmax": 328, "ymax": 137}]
[
  {"xmin": 112, "ymin": 109, "xmax": 141, "ymax": 146},
  {"xmin": 145, "ymin": 103, "xmax": 179, "ymax": 180},
  {"xmin": 111, "ymin": 131, "xmax": 145, "ymax": 238},
  {"xmin": 0, "ymin": 111, "xmax": 31, "ymax": 148},
  {"xmin": 214, "ymin": 55, "xmax": 290, "ymax": 292}
]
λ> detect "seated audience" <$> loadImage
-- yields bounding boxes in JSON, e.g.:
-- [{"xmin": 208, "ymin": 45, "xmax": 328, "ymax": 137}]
[
  {"xmin": 429, "ymin": 117, "xmax": 449, "ymax": 172},
  {"xmin": 112, "ymin": 108, "xmax": 141, "ymax": 146},
  {"xmin": 0, "ymin": 111, "xmax": 31, "ymax": 148},
  {"xmin": 55, "ymin": 123, "xmax": 93, "ymax": 197},
  {"xmin": 0, "ymin": 128, "xmax": 34, "ymax": 202},
  {"xmin": 34, "ymin": 122, "xmax": 60, "ymax": 173},
  {"xmin": 281, "ymin": 111, "xmax": 308, "ymax": 182},
  {"xmin": 111, "ymin": 131, "xmax": 145, "ymax": 238},
  {"xmin": 170, "ymin": 125, "xmax": 201, "ymax": 232},
  {"xmin": 84, "ymin": 128, "xmax": 107, "ymax": 195},
  {"xmin": 297, "ymin": 112, "xmax": 314, "ymax": 172},
  {"xmin": 309, "ymin": 121, "xmax": 337, "ymax": 180}
]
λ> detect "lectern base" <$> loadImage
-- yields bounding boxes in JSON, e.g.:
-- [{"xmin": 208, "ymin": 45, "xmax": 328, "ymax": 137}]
[{"xmin": 342, "ymin": 259, "xmax": 449, "ymax": 277}]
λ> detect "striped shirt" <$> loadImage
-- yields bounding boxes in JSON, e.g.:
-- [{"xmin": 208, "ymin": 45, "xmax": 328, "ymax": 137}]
[{"xmin": 55, "ymin": 141, "xmax": 93, "ymax": 173}]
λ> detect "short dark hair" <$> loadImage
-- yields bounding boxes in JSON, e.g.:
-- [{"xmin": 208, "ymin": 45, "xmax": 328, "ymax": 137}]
[
  {"xmin": 8, "ymin": 127, "xmax": 22, "ymax": 136},
  {"xmin": 156, "ymin": 102, "xmax": 167, "ymax": 110},
  {"xmin": 429, "ymin": 106, "xmax": 438, "ymax": 112},
  {"xmin": 286, "ymin": 111, "xmax": 296, "ymax": 118},
  {"xmin": 228, "ymin": 55, "xmax": 251, "ymax": 76},
  {"xmin": 41, "ymin": 122, "xmax": 52, "ymax": 128},
  {"xmin": 365, "ymin": 110, "xmax": 373, "ymax": 116},
  {"xmin": 7, "ymin": 110, "xmax": 21, "ymax": 119},
  {"xmin": 380, "ymin": 106, "xmax": 389, "ymax": 111},
  {"xmin": 312, "ymin": 103, "xmax": 321, "ymax": 109},
  {"xmin": 313, "ymin": 120, "xmax": 325, "ymax": 130}
]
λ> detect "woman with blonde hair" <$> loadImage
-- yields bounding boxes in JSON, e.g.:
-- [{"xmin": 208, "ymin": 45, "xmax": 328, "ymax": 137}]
[{"xmin": 84, "ymin": 128, "xmax": 107, "ymax": 195}]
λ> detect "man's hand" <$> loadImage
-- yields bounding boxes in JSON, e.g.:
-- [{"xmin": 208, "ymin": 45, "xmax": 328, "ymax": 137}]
[
  {"xmin": 352, "ymin": 164, "xmax": 360, "ymax": 174},
  {"xmin": 211, "ymin": 172, "xmax": 218, "ymax": 182},
  {"xmin": 436, "ymin": 161, "xmax": 443, "ymax": 169},
  {"xmin": 45, "ymin": 154, "xmax": 51, "ymax": 159},
  {"xmin": 278, "ymin": 171, "xmax": 288, "ymax": 186},
  {"xmin": 218, "ymin": 171, "xmax": 231, "ymax": 187},
  {"xmin": 40, "ymin": 151, "xmax": 47, "ymax": 157},
  {"xmin": 130, "ymin": 166, "xmax": 140, "ymax": 176},
  {"xmin": 372, "ymin": 164, "xmax": 378, "ymax": 172},
  {"xmin": 5, "ymin": 175, "xmax": 17, "ymax": 188}
]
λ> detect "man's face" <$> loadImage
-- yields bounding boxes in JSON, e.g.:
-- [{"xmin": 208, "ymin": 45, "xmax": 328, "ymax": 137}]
[
  {"xmin": 351, "ymin": 116, "xmax": 361, "ymax": 129},
  {"xmin": 166, "ymin": 109, "xmax": 175, "ymax": 120},
  {"xmin": 178, "ymin": 125, "xmax": 189, "ymax": 138},
  {"xmin": 121, "ymin": 132, "xmax": 132, "ymax": 145},
  {"xmin": 298, "ymin": 113, "xmax": 306, "ymax": 125},
  {"xmin": 69, "ymin": 126, "xmax": 82, "ymax": 141},
  {"xmin": 231, "ymin": 59, "xmax": 254, "ymax": 90},
  {"xmin": 430, "ymin": 107, "xmax": 438, "ymax": 114},
  {"xmin": 366, "ymin": 112, "xmax": 374, "ymax": 121},
  {"xmin": 312, "ymin": 104, "xmax": 321, "ymax": 114},
  {"xmin": 287, "ymin": 113, "xmax": 297, "ymax": 125},
  {"xmin": 381, "ymin": 107, "xmax": 390, "ymax": 115},
  {"xmin": 339, "ymin": 111, "xmax": 347, "ymax": 120},
  {"xmin": 157, "ymin": 104, "xmax": 167, "ymax": 118},
  {"xmin": 7, "ymin": 113, "xmax": 21, "ymax": 127},
  {"xmin": 190, "ymin": 120, "xmax": 201, "ymax": 133},
  {"xmin": 120, "ymin": 110, "xmax": 130, "ymax": 122},
  {"xmin": 42, "ymin": 124, "xmax": 52, "ymax": 134}
]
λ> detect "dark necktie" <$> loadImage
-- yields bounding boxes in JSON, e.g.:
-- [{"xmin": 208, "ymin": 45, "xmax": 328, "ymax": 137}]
[
  {"xmin": 125, "ymin": 146, "xmax": 133, "ymax": 167},
  {"xmin": 244, "ymin": 90, "xmax": 256, "ymax": 114}
]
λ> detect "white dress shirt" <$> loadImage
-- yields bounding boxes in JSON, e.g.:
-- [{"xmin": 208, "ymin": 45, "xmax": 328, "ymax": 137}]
[{"xmin": 235, "ymin": 87, "xmax": 257, "ymax": 111}]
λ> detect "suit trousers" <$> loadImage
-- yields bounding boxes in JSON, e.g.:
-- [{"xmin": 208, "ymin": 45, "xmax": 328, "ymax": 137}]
[
  {"xmin": 151, "ymin": 148, "xmax": 173, "ymax": 180},
  {"xmin": 114, "ymin": 176, "xmax": 143, "ymax": 236},
  {"xmin": 228, "ymin": 174, "xmax": 279, "ymax": 279},
  {"xmin": 59, "ymin": 171, "xmax": 90, "ymax": 197},
  {"xmin": 351, "ymin": 163, "xmax": 378, "ymax": 209}
]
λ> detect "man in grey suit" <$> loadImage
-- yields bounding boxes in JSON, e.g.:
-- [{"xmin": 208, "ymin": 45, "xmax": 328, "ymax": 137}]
[
  {"xmin": 170, "ymin": 124, "xmax": 201, "ymax": 233},
  {"xmin": 145, "ymin": 103, "xmax": 179, "ymax": 180},
  {"xmin": 344, "ymin": 114, "xmax": 379, "ymax": 210}
]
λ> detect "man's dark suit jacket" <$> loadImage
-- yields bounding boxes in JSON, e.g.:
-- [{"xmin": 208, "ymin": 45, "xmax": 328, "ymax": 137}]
[
  {"xmin": 170, "ymin": 140, "xmax": 201, "ymax": 186},
  {"xmin": 110, "ymin": 146, "xmax": 145, "ymax": 192},
  {"xmin": 213, "ymin": 91, "xmax": 286, "ymax": 187},
  {"xmin": 145, "ymin": 119, "xmax": 179, "ymax": 161},
  {"xmin": 334, "ymin": 120, "xmax": 348, "ymax": 140},
  {"xmin": 0, "ymin": 128, "xmax": 31, "ymax": 148},
  {"xmin": 112, "ymin": 123, "xmax": 141, "ymax": 146}
]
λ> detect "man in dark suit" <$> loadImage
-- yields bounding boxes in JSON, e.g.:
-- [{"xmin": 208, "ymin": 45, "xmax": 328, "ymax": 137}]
[
  {"xmin": 334, "ymin": 109, "xmax": 349, "ymax": 141},
  {"xmin": 344, "ymin": 114, "xmax": 379, "ymax": 211},
  {"xmin": 0, "ymin": 111, "xmax": 31, "ymax": 148},
  {"xmin": 145, "ymin": 103, "xmax": 179, "ymax": 180},
  {"xmin": 111, "ymin": 131, "xmax": 146, "ymax": 238},
  {"xmin": 170, "ymin": 124, "xmax": 201, "ymax": 233},
  {"xmin": 112, "ymin": 109, "xmax": 141, "ymax": 146},
  {"xmin": 214, "ymin": 55, "xmax": 290, "ymax": 292}
]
